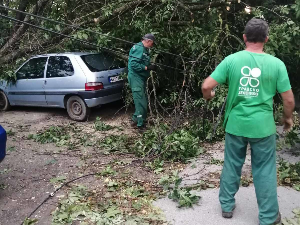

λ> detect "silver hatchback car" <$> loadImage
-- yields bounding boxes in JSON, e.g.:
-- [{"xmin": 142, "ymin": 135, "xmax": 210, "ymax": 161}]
[{"xmin": 0, "ymin": 52, "xmax": 125, "ymax": 121}]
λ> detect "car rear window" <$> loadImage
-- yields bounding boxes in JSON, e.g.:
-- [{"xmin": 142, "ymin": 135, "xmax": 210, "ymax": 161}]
[{"xmin": 81, "ymin": 53, "xmax": 126, "ymax": 72}]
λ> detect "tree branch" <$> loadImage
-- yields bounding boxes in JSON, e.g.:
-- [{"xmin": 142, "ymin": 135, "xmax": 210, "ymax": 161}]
[
  {"xmin": 189, "ymin": 0, "xmax": 240, "ymax": 11},
  {"xmin": 15, "ymin": 0, "xmax": 29, "ymax": 21},
  {"xmin": 0, "ymin": 27, "xmax": 73, "ymax": 64},
  {"xmin": 178, "ymin": 1, "xmax": 194, "ymax": 22},
  {"xmin": 14, "ymin": 0, "xmax": 30, "ymax": 32},
  {"xmin": 94, "ymin": 0, "xmax": 141, "ymax": 24},
  {"xmin": 0, "ymin": 0, "xmax": 50, "ymax": 56},
  {"xmin": 153, "ymin": 21, "xmax": 193, "ymax": 27},
  {"xmin": 93, "ymin": 0, "xmax": 161, "ymax": 25}
]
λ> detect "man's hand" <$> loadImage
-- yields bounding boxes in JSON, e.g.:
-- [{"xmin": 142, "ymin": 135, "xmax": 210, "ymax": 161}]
[
  {"xmin": 205, "ymin": 90, "xmax": 215, "ymax": 101},
  {"xmin": 282, "ymin": 117, "xmax": 293, "ymax": 131},
  {"xmin": 147, "ymin": 64, "xmax": 157, "ymax": 71},
  {"xmin": 202, "ymin": 77, "xmax": 218, "ymax": 100}
]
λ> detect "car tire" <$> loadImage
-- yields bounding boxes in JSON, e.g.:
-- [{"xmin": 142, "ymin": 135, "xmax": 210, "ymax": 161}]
[
  {"xmin": 66, "ymin": 96, "xmax": 90, "ymax": 121},
  {"xmin": 0, "ymin": 91, "xmax": 11, "ymax": 111}
]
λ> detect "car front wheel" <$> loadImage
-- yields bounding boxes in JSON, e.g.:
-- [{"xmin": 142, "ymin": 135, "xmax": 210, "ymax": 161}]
[
  {"xmin": 0, "ymin": 91, "xmax": 11, "ymax": 111},
  {"xmin": 66, "ymin": 96, "xmax": 90, "ymax": 121}
]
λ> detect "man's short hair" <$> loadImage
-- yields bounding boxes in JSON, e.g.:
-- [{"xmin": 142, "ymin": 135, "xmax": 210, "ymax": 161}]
[{"xmin": 244, "ymin": 18, "xmax": 269, "ymax": 43}]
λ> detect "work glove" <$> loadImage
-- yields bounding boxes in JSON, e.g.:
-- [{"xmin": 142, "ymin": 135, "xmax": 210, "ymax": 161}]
[{"xmin": 147, "ymin": 64, "xmax": 157, "ymax": 71}]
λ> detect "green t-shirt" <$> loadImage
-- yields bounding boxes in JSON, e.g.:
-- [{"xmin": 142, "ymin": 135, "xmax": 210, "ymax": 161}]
[{"xmin": 210, "ymin": 50, "xmax": 291, "ymax": 138}]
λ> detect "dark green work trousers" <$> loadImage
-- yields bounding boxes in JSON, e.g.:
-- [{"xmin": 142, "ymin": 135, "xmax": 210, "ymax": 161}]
[
  {"xmin": 219, "ymin": 133, "xmax": 279, "ymax": 225},
  {"xmin": 131, "ymin": 86, "xmax": 148, "ymax": 127}
]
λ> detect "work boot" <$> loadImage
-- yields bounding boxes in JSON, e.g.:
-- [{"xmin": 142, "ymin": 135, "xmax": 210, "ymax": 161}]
[
  {"xmin": 259, "ymin": 212, "xmax": 281, "ymax": 225},
  {"xmin": 222, "ymin": 204, "xmax": 236, "ymax": 219}
]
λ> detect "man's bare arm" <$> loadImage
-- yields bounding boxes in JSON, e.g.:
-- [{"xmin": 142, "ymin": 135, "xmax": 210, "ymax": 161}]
[
  {"xmin": 280, "ymin": 89, "xmax": 295, "ymax": 131},
  {"xmin": 202, "ymin": 77, "xmax": 218, "ymax": 100}
]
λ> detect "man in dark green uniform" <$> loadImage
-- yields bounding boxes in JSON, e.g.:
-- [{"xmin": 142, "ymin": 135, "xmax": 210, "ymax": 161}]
[
  {"xmin": 128, "ymin": 34, "xmax": 157, "ymax": 130},
  {"xmin": 202, "ymin": 18, "xmax": 295, "ymax": 225}
]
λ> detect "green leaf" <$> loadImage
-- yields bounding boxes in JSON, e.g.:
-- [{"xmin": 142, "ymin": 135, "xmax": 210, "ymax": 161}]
[
  {"xmin": 105, "ymin": 206, "xmax": 121, "ymax": 218},
  {"xmin": 107, "ymin": 181, "xmax": 118, "ymax": 187},
  {"xmin": 7, "ymin": 146, "xmax": 16, "ymax": 152},
  {"xmin": 82, "ymin": 33, "xmax": 88, "ymax": 40},
  {"xmin": 50, "ymin": 176, "xmax": 67, "ymax": 184},
  {"xmin": 55, "ymin": 25, "xmax": 61, "ymax": 31},
  {"xmin": 23, "ymin": 218, "xmax": 38, "ymax": 225}
]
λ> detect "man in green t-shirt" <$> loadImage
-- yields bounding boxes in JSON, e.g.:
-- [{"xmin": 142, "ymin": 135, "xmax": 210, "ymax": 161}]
[
  {"xmin": 128, "ymin": 34, "xmax": 157, "ymax": 130},
  {"xmin": 202, "ymin": 18, "xmax": 295, "ymax": 225}
]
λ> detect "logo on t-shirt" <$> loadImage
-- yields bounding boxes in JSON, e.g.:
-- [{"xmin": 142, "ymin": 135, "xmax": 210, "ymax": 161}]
[{"xmin": 238, "ymin": 66, "xmax": 261, "ymax": 97}]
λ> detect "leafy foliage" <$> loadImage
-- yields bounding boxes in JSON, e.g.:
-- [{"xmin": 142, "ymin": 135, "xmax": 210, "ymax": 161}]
[
  {"xmin": 277, "ymin": 111, "xmax": 300, "ymax": 151},
  {"xmin": 1, "ymin": 0, "xmax": 299, "ymax": 118},
  {"xmin": 278, "ymin": 159, "xmax": 300, "ymax": 191},
  {"xmin": 135, "ymin": 124, "xmax": 204, "ymax": 162},
  {"xmin": 159, "ymin": 170, "xmax": 200, "ymax": 208},
  {"xmin": 6, "ymin": 129, "xmax": 16, "ymax": 136},
  {"xmin": 51, "ymin": 186, "xmax": 94, "ymax": 225},
  {"xmin": 206, "ymin": 158, "xmax": 224, "ymax": 166},
  {"xmin": 145, "ymin": 159, "xmax": 165, "ymax": 174},
  {"xmin": 98, "ymin": 135, "xmax": 133, "ymax": 153},
  {"xmin": 1, "ymin": 1, "xmax": 299, "ymax": 149},
  {"xmin": 282, "ymin": 112, "xmax": 300, "ymax": 149},
  {"xmin": 28, "ymin": 126, "xmax": 70, "ymax": 146},
  {"xmin": 282, "ymin": 208, "xmax": 300, "ymax": 225},
  {"xmin": 99, "ymin": 166, "xmax": 117, "ymax": 177},
  {"xmin": 28, "ymin": 124, "xmax": 134, "ymax": 152},
  {"xmin": 94, "ymin": 117, "xmax": 115, "ymax": 131},
  {"xmin": 23, "ymin": 218, "xmax": 38, "ymax": 225},
  {"xmin": 50, "ymin": 175, "xmax": 67, "ymax": 185},
  {"xmin": 52, "ymin": 179, "xmax": 165, "ymax": 224}
]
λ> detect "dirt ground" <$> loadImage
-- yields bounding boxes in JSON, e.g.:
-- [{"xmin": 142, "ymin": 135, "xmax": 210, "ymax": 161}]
[
  {"xmin": 0, "ymin": 101, "xmax": 231, "ymax": 225},
  {"xmin": 0, "ymin": 101, "xmax": 148, "ymax": 225},
  {"xmin": 0, "ymin": 101, "xmax": 298, "ymax": 225}
]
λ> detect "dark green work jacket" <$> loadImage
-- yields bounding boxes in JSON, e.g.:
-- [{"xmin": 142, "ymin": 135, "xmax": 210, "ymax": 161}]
[{"xmin": 128, "ymin": 42, "xmax": 151, "ymax": 88}]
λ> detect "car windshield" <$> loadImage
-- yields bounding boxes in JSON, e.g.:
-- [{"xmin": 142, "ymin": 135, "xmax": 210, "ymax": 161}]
[{"xmin": 81, "ymin": 53, "xmax": 126, "ymax": 72}]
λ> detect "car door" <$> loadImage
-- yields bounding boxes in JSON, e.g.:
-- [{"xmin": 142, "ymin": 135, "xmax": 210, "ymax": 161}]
[
  {"xmin": 7, "ymin": 57, "xmax": 48, "ymax": 106},
  {"xmin": 44, "ymin": 55, "xmax": 85, "ymax": 108}
]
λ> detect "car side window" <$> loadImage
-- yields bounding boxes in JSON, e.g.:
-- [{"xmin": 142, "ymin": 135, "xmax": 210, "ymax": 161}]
[
  {"xmin": 16, "ymin": 57, "xmax": 47, "ymax": 80},
  {"xmin": 46, "ymin": 56, "xmax": 74, "ymax": 78}
]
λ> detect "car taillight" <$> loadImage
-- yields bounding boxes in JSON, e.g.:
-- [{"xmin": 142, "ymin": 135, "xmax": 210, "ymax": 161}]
[{"xmin": 85, "ymin": 82, "xmax": 104, "ymax": 91}]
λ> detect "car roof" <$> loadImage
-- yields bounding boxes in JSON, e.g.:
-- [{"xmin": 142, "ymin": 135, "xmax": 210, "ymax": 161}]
[{"xmin": 34, "ymin": 52, "xmax": 99, "ymax": 57}]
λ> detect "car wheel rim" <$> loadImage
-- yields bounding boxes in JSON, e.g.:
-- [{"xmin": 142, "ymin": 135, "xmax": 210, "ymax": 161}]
[{"xmin": 71, "ymin": 101, "xmax": 82, "ymax": 116}]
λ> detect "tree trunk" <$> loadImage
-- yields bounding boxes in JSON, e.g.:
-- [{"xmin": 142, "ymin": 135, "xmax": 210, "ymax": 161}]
[
  {"xmin": 0, "ymin": 27, "xmax": 73, "ymax": 64},
  {"xmin": 13, "ymin": 0, "xmax": 30, "ymax": 32},
  {"xmin": 16, "ymin": 0, "xmax": 29, "ymax": 21},
  {"xmin": 0, "ymin": 0, "xmax": 50, "ymax": 56}
]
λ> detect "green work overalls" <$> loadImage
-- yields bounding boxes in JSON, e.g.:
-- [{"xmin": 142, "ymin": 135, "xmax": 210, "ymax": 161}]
[{"xmin": 128, "ymin": 42, "xmax": 151, "ymax": 127}]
